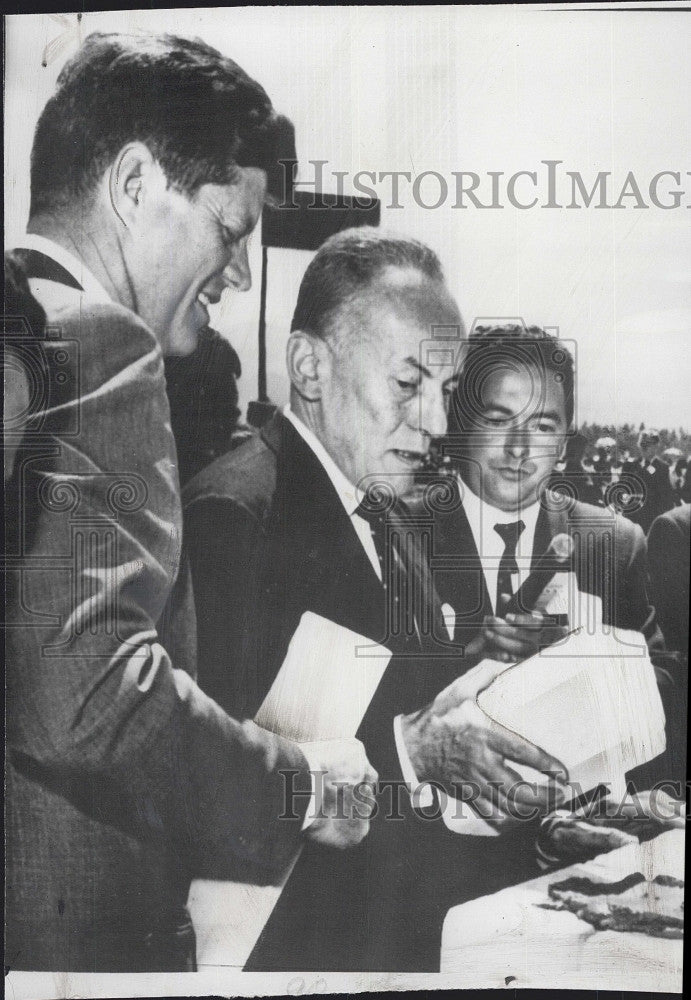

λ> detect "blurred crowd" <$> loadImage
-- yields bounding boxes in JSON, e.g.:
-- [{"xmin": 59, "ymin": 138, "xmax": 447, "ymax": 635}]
[{"xmin": 548, "ymin": 429, "xmax": 691, "ymax": 534}]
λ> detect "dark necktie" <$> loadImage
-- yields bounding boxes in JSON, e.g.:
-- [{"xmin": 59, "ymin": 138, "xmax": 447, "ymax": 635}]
[
  {"xmin": 494, "ymin": 520, "xmax": 525, "ymax": 614},
  {"xmin": 355, "ymin": 497, "xmax": 433, "ymax": 646}
]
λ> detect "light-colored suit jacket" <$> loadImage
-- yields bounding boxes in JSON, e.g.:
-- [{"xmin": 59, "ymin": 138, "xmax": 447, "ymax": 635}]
[{"xmin": 5, "ymin": 255, "xmax": 310, "ymax": 972}]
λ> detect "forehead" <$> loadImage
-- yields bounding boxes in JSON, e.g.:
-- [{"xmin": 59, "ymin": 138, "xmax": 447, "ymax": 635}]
[
  {"xmin": 480, "ymin": 362, "xmax": 567, "ymax": 421},
  {"xmin": 193, "ymin": 166, "xmax": 267, "ymax": 226},
  {"xmin": 340, "ymin": 269, "xmax": 463, "ymax": 369}
]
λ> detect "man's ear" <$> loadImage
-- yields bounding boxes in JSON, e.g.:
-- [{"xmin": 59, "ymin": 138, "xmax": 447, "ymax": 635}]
[
  {"xmin": 107, "ymin": 142, "xmax": 158, "ymax": 229},
  {"xmin": 286, "ymin": 330, "xmax": 325, "ymax": 401}
]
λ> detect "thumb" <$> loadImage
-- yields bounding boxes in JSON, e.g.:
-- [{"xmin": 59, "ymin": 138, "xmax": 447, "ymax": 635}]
[{"xmin": 433, "ymin": 659, "xmax": 506, "ymax": 713}]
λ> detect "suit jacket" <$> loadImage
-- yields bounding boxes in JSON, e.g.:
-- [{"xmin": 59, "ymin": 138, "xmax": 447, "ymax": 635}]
[
  {"xmin": 431, "ymin": 476, "xmax": 661, "ymax": 656},
  {"xmin": 179, "ymin": 414, "xmax": 542, "ymax": 972},
  {"xmin": 5, "ymin": 252, "xmax": 310, "ymax": 972},
  {"xmin": 646, "ymin": 504, "xmax": 689, "ymax": 784},
  {"xmin": 431, "ymin": 478, "xmax": 672, "ymax": 794},
  {"xmin": 647, "ymin": 504, "xmax": 690, "ymax": 657},
  {"xmin": 621, "ymin": 456, "xmax": 676, "ymax": 534}
]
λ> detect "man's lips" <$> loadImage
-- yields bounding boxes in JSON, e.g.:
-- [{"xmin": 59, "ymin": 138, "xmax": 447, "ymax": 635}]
[
  {"xmin": 193, "ymin": 287, "xmax": 223, "ymax": 326},
  {"xmin": 494, "ymin": 466, "xmax": 535, "ymax": 481},
  {"xmin": 197, "ymin": 289, "xmax": 222, "ymax": 309}
]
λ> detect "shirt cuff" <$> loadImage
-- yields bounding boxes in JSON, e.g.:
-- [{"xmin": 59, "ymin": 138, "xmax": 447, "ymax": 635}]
[
  {"xmin": 298, "ymin": 742, "xmax": 321, "ymax": 832},
  {"xmin": 393, "ymin": 714, "xmax": 433, "ymax": 808}
]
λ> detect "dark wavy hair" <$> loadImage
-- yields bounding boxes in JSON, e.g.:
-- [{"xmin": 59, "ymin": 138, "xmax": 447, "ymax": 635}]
[
  {"xmin": 450, "ymin": 323, "xmax": 575, "ymax": 432},
  {"xmin": 30, "ymin": 32, "xmax": 291, "ymax": 215}
]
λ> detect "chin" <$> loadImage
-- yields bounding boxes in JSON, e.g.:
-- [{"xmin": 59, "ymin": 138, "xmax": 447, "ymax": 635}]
[{"xmin": 166, "ymin": 326, "xmax": 202, "ymax": 358}]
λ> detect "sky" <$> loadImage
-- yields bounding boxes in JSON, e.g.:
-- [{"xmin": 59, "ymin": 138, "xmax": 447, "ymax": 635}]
[{"xmin": 5, "ymin": 5, "xmax": 690, "ymax": 429}]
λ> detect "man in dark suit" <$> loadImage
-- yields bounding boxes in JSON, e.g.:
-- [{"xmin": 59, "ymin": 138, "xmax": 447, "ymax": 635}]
[
  {"xmin": 647, "ymin": 504, "xmax": 690, "ymax": 782},
  {"xmin": 5, "ymin": 33, "xmax": 372, "ymax": 973},
  {"xmin": 435, "ymin": 326, "xmax": 662, "ymax": 662},
  {"xmin": 178, "ymin": 229, "xmax": 570, "ymax": 971},
  {"xmin": 620, "ymin": 429, "xmax": 677, "ymax": 534}
]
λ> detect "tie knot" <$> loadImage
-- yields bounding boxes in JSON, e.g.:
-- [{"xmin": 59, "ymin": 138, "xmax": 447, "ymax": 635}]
[{"xmin": 494, "ymin": 519, "xmax": 525, "ymax": 554}]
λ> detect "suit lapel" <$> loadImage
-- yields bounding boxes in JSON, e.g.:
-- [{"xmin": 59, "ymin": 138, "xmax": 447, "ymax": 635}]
[
  {"xmin": 434, "ymin": 498, "xmax": 492, "ymax": 630},
  {"xmin": 532, "ymin": 500, "xmax": 568, "ymax": 566},
  {"xmin": 271, "ymin": 416, "xmax": 386, "ymax": 642}
]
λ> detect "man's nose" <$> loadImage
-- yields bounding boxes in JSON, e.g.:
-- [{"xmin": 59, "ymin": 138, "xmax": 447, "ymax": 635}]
[
  {"xmin": 223, "ymin": 239, "xmax": 252, "ymax": 293},
  {"xmin": 505, "ymin": 428, "xmax": 531, "ymax": 458},
  {"xmin": 419, "ymin": 388, "xmax": 449, "ymax": 439}
]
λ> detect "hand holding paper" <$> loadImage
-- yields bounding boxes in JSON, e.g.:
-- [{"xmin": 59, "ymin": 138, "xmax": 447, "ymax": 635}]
[{"xmin": 399, "ymin": 663, "xmax": 569, "ymax": 829}]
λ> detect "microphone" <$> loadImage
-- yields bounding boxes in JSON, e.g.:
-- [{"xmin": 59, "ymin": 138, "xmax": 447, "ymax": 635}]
[{"xmin": 501, "ymin": 533, "xmax": 574, "ymax": 616}]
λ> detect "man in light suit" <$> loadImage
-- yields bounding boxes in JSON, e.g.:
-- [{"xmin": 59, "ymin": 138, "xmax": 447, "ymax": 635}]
[
  {"xmin": 178, "ymin": 230, "xmax": 570, "ymax": 970},
  {"xmin": 5, "ymin": 33, "xmax": 373, "ymax": 973},
  {"xmin": 435, "ymin": 325, "xmax": 662, "ymax": 663}
]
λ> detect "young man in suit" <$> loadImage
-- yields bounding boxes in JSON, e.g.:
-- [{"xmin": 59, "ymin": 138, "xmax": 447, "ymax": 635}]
[
  {"xmin": 435, "ymin": 325, "xmax": 662, "ymax": 662},
  {"xmin": 621, "ymin": 429, "xmax": 677, "ymax": 533},
  {"xmin": 5, "ymin": 33, "xmax": 373, "ymax": 973},
  {"xmin": 177, "ymin": 229, "xmax": 570, "ymax": 971}
]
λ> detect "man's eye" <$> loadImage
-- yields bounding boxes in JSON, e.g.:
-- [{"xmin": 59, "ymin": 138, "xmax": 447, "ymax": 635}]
[
  {"xmin": 221, "ymin": 227, "xmax": 242, "ymax": 248},
  {"xmin": 396, "ymin": 379, "xmax": 418, "ymax": 394}
]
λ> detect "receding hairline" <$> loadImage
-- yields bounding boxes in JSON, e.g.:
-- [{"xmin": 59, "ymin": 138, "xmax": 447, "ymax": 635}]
[{"xmin": 318, "ymin": 265, "xmax": 462, "ymax": 344}]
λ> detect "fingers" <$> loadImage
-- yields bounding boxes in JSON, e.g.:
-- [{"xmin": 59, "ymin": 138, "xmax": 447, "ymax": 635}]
[
  {"xmin": 481, "ymin": 616, "xmax": 542, "ymax": 662},
  {"xmin": 639, "ymin": 789, "xmax": 686, "ymax": 825},
  {"xmin": 547, "ymin": 817, "xmax": 637, "ymax": 860},
  {"xmin": 432, "ymin": 659, "xmax": 507, "ymax": 710},
  {"xmin": 487, "ymin": 721, "xmax": 569, "ymax": 783},
  {"xmin": 586, "ymin": 790, "xmax": 686, "ymax": 828},
  {"xmin": 302, "ymin": 737, "xmax": 376, "ymax": 786},
  {"xmin": 491, "ymin": 607, "xmax": 544, "ymax": 629},
  {"xmin": 474, "ymin": 755, "xmax": 568, "ymax": 815}
]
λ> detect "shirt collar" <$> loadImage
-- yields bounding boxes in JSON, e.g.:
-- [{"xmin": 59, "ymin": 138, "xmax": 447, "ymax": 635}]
[
  {"xmin": 459, "ymin": 473, "xmax": 541, "ymax": 540},
  {"xmin": 16, "ymin": 234, "xmax": 112, "ymax": 304},
  {"xmin": 283, "ymin": 405, "xmax": 362, "ymax": 516}
]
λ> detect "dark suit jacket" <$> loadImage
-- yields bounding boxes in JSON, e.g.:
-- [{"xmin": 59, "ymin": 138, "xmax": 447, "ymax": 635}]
[
  {"xmin": 431, "ymin": 476, "xmax": 661, "ymax": 656},
  {"xmin": 5, "ymin": 254, "xmax": 310, "ymax": 972},
  {"xmin": 621, "ymin": 456, "xmax": 676, "ymax": 534},
  {"xmin": 179, "ymin": 414, "xmax": 542, "ymax": 972},
  {"xmin": 647, "ymin": 504, "xmax": 690, "ymax": 657},
  {"xmin": 647, "ymin": 504, "xmax": 689, "ymax": 784},
  {"xmin": 431, "ymin": 477, "xmax": 671, "ymax": 793}
]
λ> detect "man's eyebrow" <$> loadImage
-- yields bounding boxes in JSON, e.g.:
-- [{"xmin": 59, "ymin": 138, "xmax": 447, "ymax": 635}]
[
  {"xmin": 530, "ymin": 409, "xmax": 562, "ymax": 423},
  {"xmin": 401, "ymin": 357, "xmax": 431, "ymax": 378},
  {"xmin": 482, "ymin": 404, "xmax": 562, "ymax": 423},
  {"xmin": 400, "ymin": 358, "xmax": 461, "ymax": 383}
]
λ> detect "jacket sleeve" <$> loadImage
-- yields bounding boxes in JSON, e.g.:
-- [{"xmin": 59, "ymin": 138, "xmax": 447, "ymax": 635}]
[
  {"xmin": 182, "ymin": 496, "xmax": 270, "ymax": 720},
  {"xmin": 647, "ymin": 514, "xmax": 687, "ymax": 651},
  {"xmin": 6, "ymin": 302, "xmax": 309, "ymax": 880},
  {"xmin": 618, "ymin": 518, "xmax": 665, "ymax": 656}
]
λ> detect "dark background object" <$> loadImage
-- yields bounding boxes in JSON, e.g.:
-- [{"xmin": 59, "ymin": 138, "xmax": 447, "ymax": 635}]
[
  {"xmin": 261, "ymin": 189, "xmax": 381, "ymax": 252},
  {"xmin": 165, "ymin": 328, "xmax": 250, "ymax": 486}
]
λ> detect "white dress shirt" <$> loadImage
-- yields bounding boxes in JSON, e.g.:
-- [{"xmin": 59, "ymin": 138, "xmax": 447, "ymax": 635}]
[
  {"xmin": 283, "ymin": 406, "xmax": 382, "ymax": 580},
  {"xmin": 15, "ymin": 233, "xmax": 112, "ymax": 309},
  {"xmin": 284, "ymin": 406, "xmax": 436, "ymax": 798},
  {"xmin": 397, "ymin": 477, "xmax": 542, "ymax": 815},
  {"xmin": 457, "ymin": 476, "xmax": 541, "ymax": 614}
]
